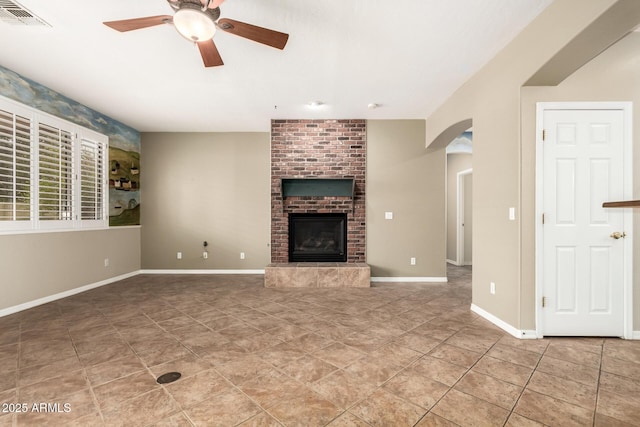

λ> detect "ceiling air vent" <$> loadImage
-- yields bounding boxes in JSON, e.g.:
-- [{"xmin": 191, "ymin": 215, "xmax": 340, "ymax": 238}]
[{"xmin": 0, "ymin": 0, "xmax": 50, "ymax": 26}]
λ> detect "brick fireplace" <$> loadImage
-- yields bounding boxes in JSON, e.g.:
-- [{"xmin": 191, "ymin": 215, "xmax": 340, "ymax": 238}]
[{"xmin": 270, "ymin": 119, "xmax": 366, "ymax": 264}]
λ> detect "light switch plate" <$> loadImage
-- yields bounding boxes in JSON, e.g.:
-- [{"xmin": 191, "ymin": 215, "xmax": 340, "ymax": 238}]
[{"xmin": 385, "ymin": 212, "xmax": 393, "ymax": 220}]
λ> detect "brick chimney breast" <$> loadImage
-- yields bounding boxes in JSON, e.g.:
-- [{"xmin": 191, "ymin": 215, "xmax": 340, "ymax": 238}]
[{"xmin": 270, "ymin": 119, "xmax": 366, "ymax": 263}]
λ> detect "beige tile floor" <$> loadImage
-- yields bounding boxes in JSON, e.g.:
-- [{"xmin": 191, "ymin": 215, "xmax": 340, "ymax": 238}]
[{"xmin": 1, "ymin": 266, "xmax": 639, "ymax": 426}]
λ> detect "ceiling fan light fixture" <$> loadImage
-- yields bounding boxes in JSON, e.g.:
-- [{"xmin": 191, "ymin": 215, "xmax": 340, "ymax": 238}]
[{"xmin": 173, "ymin": 4, "xmax": 216, "ymax": 42}]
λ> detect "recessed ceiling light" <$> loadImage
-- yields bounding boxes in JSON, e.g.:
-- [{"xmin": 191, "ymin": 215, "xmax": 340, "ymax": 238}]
[
  {"xmin": 308, "ymin": 101, "xmax": 324, "ymax": 108},
  {"xmin": 367, "ymin": 103, "xmax": 380, "ymax": 109}
]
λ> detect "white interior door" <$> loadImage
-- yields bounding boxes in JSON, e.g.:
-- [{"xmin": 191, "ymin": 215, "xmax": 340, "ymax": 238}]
[{"xmin": 541, "ymin": 107, "xmax": 628, "ymax": 336}]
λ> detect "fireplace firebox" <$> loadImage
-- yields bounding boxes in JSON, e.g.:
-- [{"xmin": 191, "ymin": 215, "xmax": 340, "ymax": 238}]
[{"xmin": 288, "ymin": 213, "xmax": 347, "ymax": 262}]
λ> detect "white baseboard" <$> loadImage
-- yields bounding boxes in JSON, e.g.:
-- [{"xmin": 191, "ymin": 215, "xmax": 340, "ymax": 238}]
[
  {"xmin": 632, "ymin": 331, "xmax": 640, "ymax": 340},
  {"xmin": 0, "ymin": 271, "xmax": 139, "ymax": 318},
  {"xmin": 470, "ymin": 303, "xmax": 539, "ymax": 339},
  {"xmin": 140, "ymin": 269, "xmax": 265, "ymax": 275},
  {"xmin": 446, "ymin": 260, "xmax": 473, "ymax": 267},
  {"xmin": 371, "ymin": 277, "xmax": 448, "ymax": 283},
  {"xmin": 520, "ymin": 330, "xmax": 539, "ymax": 339}
]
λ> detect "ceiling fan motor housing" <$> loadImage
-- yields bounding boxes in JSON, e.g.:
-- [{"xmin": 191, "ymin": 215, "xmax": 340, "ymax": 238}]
[
  {"xmin": 169, "ymin": 0, "xmax": 221, "ymax": 41},
  {"xmin": 167, "ymin": 0, "xmax": 221, "ymax": 19}
]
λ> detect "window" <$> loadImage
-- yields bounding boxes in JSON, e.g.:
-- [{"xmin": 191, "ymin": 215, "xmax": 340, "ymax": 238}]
[
  {"xmin": 79, "ymin": 137, "xmax": 105, "ymax": 223},
  {"xmin": 0, "ymin": 96, "xmax": 108, "ymax": 232},
  {"xmin": 0, "ymin": 109, "xmax": 31, "ymax": 223},
  {"xmin": 38, "ymin": 122, "xmax": 74, "ymax": 223}
]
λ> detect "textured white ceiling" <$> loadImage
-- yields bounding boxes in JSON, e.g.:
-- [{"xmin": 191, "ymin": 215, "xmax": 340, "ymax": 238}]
[{"xmin": 0, "ymin": 0, "xmax": 553, "ymax": 132}]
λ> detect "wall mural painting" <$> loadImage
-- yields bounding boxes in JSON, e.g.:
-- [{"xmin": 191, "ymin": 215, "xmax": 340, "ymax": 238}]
[{"xmin": 0, "ymin": 64, "xmax": 141, "ymax": 226}]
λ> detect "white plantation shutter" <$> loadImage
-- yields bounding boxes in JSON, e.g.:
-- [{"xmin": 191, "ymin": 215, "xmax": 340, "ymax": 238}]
[
  {"xmin": 0, "ymin": 108, "xmax": 32, "ymax": 222},
  {"xmin": 80, "ymin": 137, "xmax": 105, "ymax": 221},
  {"xmin": 0, "ymin": 95, "xmax": 109, "ymax": 232},
  {"xmin": 38, "ymin": 122, "xmax": 74, "ymax": 222}
]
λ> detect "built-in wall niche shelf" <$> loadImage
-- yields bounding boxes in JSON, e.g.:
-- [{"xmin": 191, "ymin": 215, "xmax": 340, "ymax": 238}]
[
  {"xmin": 602, "ymin": 200, "xmax": 640, "ymax": 208},
  {"xmin": 281, "ymin": 178, "xmax": 355, "ymax": 198}
]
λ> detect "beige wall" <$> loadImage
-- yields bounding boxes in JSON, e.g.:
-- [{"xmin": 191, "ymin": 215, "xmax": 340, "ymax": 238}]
[
  {"xmin": 142, "ymin": 123, "xmax": 446, "ymax": 278},
  {"xmin": 0, "ymin": 228, "xmax": 140, "ymax": 311},
  {"xmin": 426, "ymin": 0, "xmax": 640, "ymax": 330},
  {"xmin": 367, "ymin": 120, "xmax": 446, "ymax": 278},
  {"xmin": 521, "ymin": 32, "xmax": 640, "ymax": 330},
  {"xmin": 140, "ymin": 132, "xmax": 271, "ymax": 270},
  {"xmin": 446, "ymin": 153, "xmax": 473, "ymax": 263}
]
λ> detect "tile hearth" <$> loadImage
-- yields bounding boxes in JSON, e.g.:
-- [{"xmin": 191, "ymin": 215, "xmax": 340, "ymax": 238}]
[{"xmin": 265, "ymin": 263, "xmax": 371, "ymax": 288}]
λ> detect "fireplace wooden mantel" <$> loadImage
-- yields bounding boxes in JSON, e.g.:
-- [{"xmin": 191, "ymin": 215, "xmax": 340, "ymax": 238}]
[{"xmin": 281, "ymin": 178, "xmax": 355, "ymax": 198}]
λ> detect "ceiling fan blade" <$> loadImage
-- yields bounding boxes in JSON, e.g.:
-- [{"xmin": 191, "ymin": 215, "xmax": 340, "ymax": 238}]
[
  {"xmin": 217, "ymin": 18, "xmax": 289, "ymax": 50},
  {"xmin": 103, "ymin": 15, "xmax": 173, "ymax": 32},
  {"xmin": 197, "ymin": 40, "xmax": 224, "ymax": 67}
]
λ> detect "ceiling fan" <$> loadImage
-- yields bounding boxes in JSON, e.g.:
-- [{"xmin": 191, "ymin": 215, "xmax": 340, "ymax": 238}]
[{"xmin": 103, "ymin": 0, "xmax": 289, "ymax": 67}]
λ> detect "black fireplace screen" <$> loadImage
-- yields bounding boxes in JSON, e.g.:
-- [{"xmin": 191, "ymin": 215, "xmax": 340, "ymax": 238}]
[{"xmin": 288, "ymin": 213, "xmax": 347, "ymax": 262}]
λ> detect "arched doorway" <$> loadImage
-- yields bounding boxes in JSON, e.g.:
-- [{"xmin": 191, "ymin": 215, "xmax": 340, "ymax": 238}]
[{"xmin": 446, "ymin": 131, "xmax": 472, "ymax": 266}]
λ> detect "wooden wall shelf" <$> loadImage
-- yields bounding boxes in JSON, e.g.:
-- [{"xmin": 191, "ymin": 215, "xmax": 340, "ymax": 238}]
[{"xmin": 602, "ymin": 200, "xmax": 640, "ymax": 208}]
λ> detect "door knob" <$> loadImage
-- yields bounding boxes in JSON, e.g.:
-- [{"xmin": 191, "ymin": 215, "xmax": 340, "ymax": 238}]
[{"xmin": 610, "ymin": 231, "xmax": 626, "ymax": 240}]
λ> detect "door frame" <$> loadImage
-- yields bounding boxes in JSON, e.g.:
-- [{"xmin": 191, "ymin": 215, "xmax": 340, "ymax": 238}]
[
  {"xmin": 535, "ymin": 101, "xmax": 633, "ymax": 339},
  {"xmin": 457, "ymin": 168, "xmax": 473, "ymax": 266}
]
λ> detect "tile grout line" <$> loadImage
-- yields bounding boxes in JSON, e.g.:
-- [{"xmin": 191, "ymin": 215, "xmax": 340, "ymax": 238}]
[
  {"xmin": 501, "ymin": 340, "xmax": 549, "ymax": 427},
  {"xmin": 412, "ymin": 333, "xmax": 513, "ymax": 426},
  {"xmin": 242, "ymin": 300, "xmax": 457, "ymax": 425},
  {"xmin": 12, "ymin": 318, "xmax": 24, "ymax": 427},
  {"xmin": 98, "ymin": 309, "xmax": 184, "ymax": 425},
  {"xmin": 591, "ymin": 339, "xmax": 605, "ymax": 427},
  {"xmin": 60, "ymin": 320, "xmax": 102, "ymax": 425}
]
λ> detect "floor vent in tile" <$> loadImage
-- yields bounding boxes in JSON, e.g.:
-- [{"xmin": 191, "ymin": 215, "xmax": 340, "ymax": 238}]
[{"xmin": 156, "ymin": 372, "xmax": 181, "ymax": 384}]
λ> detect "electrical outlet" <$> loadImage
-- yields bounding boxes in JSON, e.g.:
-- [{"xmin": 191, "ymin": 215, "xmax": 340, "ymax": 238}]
[
  {"xmin": 509, "ymin": 207, "xmax": 515, "ymax": 220},
  {"xmin": 490, "ymin": 282, "xmax": 496, "ymax": 294},
  {"xmin": 240, "ymin": 252, "xmax": 245, "ymax": 260},
  {"xmin": 385, "ymin": 212, "xmax": 393, "ymax": 220},
  {"xmin": 202, "ymin": 251, "xmax": 208, "ymax": 259},
  {"xmin": 410, "ymin": 257, "xmax": 416, "ymax": 265},
  {"xmin": 104, "ymin": 258, "xmax": 109, "ymax": 267},
  {"xmin": 177, "ymin": 252, "xmax": 182, "ymax": 260}
]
